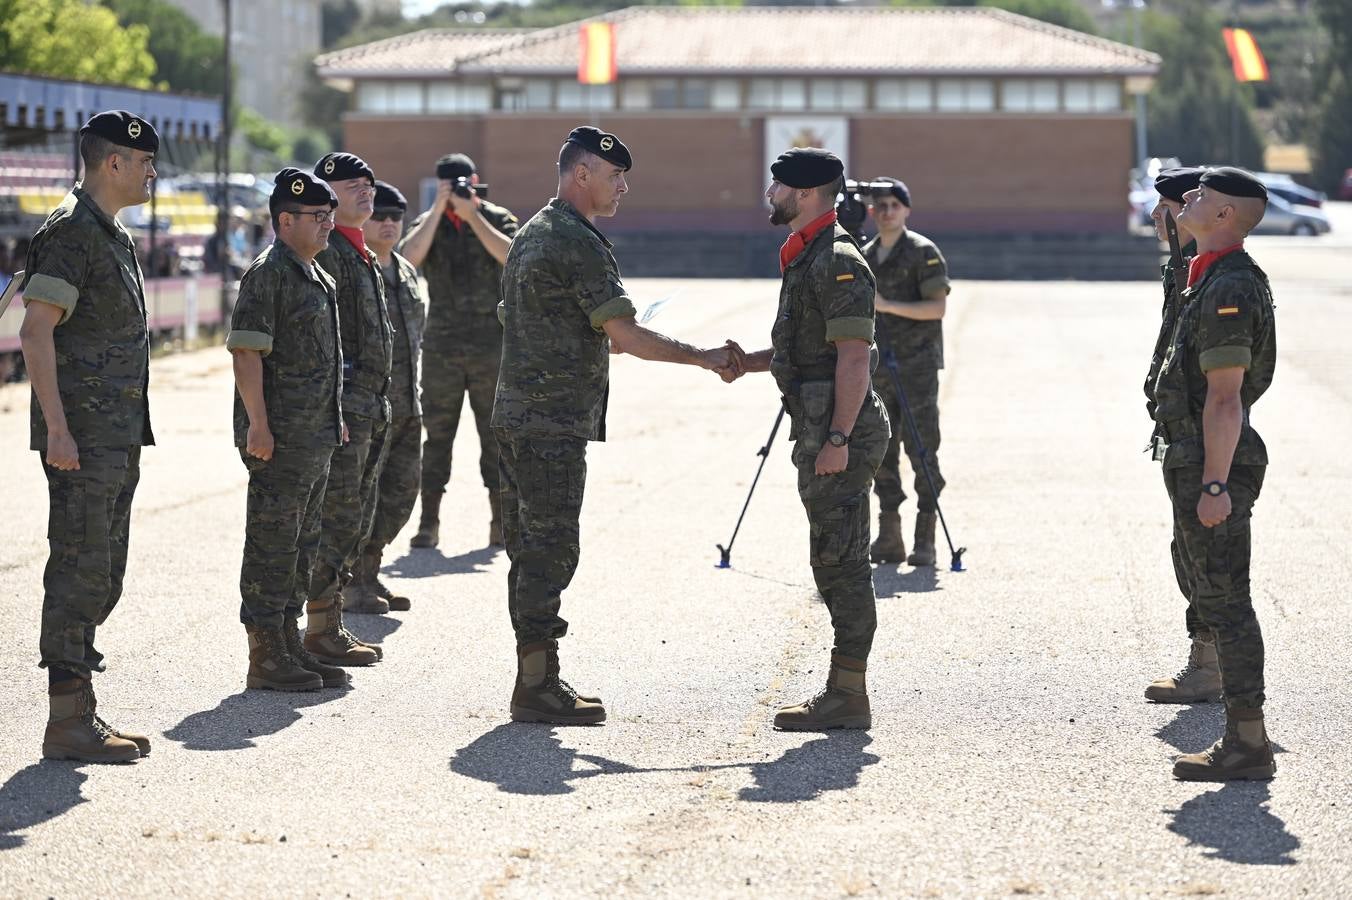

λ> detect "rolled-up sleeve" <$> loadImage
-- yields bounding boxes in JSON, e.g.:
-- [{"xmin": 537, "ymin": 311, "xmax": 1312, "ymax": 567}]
[
  {"xmin": 574, "ymin": 246, "xmax": 636, "ymax": 330},
  {"xmin": 227, "ymin": 268, "xmax": 279, "ymax": 356},
  {"xmin": 22, "ymin": 230, "xmax": 88, "ymax": 325},
  {"xmin": 822, "ymin": 252, "xmax": 877, "ymax": 344}
]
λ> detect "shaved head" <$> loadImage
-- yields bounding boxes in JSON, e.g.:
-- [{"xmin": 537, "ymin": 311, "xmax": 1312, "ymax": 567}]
[{"xmin": 1228, "ymin": 194, "xmax": 1267, "ymax": 236}]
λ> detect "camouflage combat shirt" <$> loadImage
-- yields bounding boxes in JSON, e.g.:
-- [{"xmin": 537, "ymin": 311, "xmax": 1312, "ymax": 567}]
[
  {"xmin": 22, "ymin": 186, "xmax": 154, "ymax": 451},
  {"xmin": 1143, "ymin": 239, "xmax": 1195, "ymax": 418},
  {"xmin": 492, "ymin": 199, "xmax": 636, "ymax": 441},
  {"xmin": 404, "ymin": 201, "xmax": 518, "ymax": 357},
  {"xmin": 226, "ymin": 240, "xmax": 344, "ymax": 449},
  {"xmin": 1152, "ymin": 248, "xmax": 1276, "ymax": 470},
  {"xmin": 380, "ymin": 251, "xmax": 426, "ymax": 420},
  {"xmin": 316, "ymin": 232, "xmax": 393, "ymax": 422},
  {"xmin": 862, "ymin": 229, "xmax": 950, "ymax": 369}
]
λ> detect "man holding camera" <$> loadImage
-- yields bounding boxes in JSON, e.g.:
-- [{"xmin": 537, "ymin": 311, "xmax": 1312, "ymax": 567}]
[
  {"xmin": 864, "ymin": 178, "xmax": 950, "ymax": 568},
  {"xmin": 399, "ymin": 154, "xmax": 518, "ymax": 549}
]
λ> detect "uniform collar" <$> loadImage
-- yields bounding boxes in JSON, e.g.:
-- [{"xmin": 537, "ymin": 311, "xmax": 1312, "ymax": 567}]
[
  {"xmin": 549, "ymin": 198, "xmax": 612, "ymax": 248},
  {"xmin": 273, "ymin": 239, "xmax": 328, "ymax": 286},
  {"xmin": 780, "ymin": 210, "xmax": 838, "ymax": 272},
  {"xmin": 1186, "ymin": 242, "xmax": 1244, "ymax": 289},
  {"xmin": 72, "ymin": 184, "xmax": 134, "ymax": 247}
]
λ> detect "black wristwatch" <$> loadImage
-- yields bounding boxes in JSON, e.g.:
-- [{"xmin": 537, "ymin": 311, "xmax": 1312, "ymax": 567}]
[
  {"xmin": 1202, "ymin": 481, "xmax": 1228, "ymax": 497},
  {"xmin": 827, "ymin": 430, "xmax": 851, "ymax": 448}
]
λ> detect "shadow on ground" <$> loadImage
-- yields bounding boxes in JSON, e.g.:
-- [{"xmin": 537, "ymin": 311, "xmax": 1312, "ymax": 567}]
[
  {"xmin": 873, "ymin": 564, "xmax": 939, "ymax": 597},
  {"xmin": 341, "ymin": 612, "xmax": 401, "ymax": 647},
  {"xmin": 386, "ymin": 546, "xmax": 500, "ymax": 579},
  {"xmin": 0, "ymin": 762, "xmax": 87, "ymax": 850},
  {"xmin": 163, "ymin": 687, "xmax": 348, "ymax": 751},
  {"xmin": 739, "ymin": 732, "xmax": 879, "ymax": 803},
  {"xmin": 1155, "ymin": 705, "xmax": 1289, "ymax": 756},
  {"xmin": 1165, "ymin": 783, "xmax": 1299, "ymax": 865}
]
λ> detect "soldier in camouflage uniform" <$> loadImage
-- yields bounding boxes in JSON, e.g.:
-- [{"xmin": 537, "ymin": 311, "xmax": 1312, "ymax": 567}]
[
  {"xmin": 305, "ymin": 153, "xmax": 392, "ymax": 659},
  {"xmin": 349, "ymin": 181, "xmax": 426, "ymax": 612},
  {"xmin": 1152, "ymin": 168, "xmax": 1278, "ymax": 781},
  {"xmin": 726, "ymin": 148, "xmax": 890, "ymax": 731},
  {"xmin": 399, "ymin": 153, "xmax": 518, "ymax": 549},
  {"xmin": 493, "ymin": 127, "xmax": 737, "ymax": 725},
  {"xmin": 861, "ymin": 177, "xmax": 948, "ymax": 568},
  {"xmin": 227, "ymin": 168, "xmax": 349, "ymax": 693},
  {"xmin": 20, "ymin": 111, "xmax": 161, "ymax": 763},
  {"xmin": 1140, "ymin": 167, "xmax": 1221, "ymax": 705}
]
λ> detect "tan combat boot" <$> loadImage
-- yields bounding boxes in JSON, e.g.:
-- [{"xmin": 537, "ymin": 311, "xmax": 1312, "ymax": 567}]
[
  {"xmin": 410, "ymin": 490, "xmax": 441, "ymax": 549},
  {"xmin": 246, "ymin": 625, "xmax": 324, "ymax": 691},
  {"xmin": 489, "ymin": 491, "xmax": 505, "ymax": 547},
  {"xmin": 341, "ymin": 564, "xmax": 390, "ymax": 615},
  {"xmin": 774, "ymin": 655, "xmax": 872, "ymax": 731},
  {"xmin": 870, "ymin": 510, "xmax": 905, "ymax": 564},
  {"xmin": 1173, "ymin": 707, "xmax": 1276, "ymax": 781},
  {"xmin": 907, "ymin": 512, "xmax": 937, "ymax": 567},
  {"xmin": 361, "ymin": 550, "xmax": 410, "ymax": 612},
  {"xmin": 85, "ymin": 681, "xmax": 152, "ymax": 756},
  {"xmin": 282, "ymin": 617, "xmax": 350, "ymax": 688},
  {"xmin": 1145, "ymin": 634, "xmax": 1223, "ymax": 703},
  {"xmin": 510, "ymin": 641, "xmax": 606, "ymax": 725},
  {"xmin": 304, "ymin": 597, "xmax": 381, "ymax": 666},
  {"xmin": 43, "ymin": 679, "xmax": 141, "ymax": 763}
]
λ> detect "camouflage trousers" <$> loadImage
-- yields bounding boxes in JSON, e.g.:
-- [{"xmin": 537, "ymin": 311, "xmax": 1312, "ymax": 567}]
[
  {"xmin": 421, "ymin": 351, "xmax": 500, "ymax": 498},
  {"xmin": 871, "ymin": 359, "xmax": 944, "ymax": 514},
  {"xmin": 38, "ymin": 445, "xmax": 140, "ymax": 676},
  {"xmin": 362, "ymin": 414, "xmax": 422, "ymax": 553},
  {"xmin": 311, "ymin": 414, "xmax": 389, "ymax": 603},
  {"xmin": 495, "ymin": 431, "xmax": 586, "ymax": 644},
  {"xmin": 1165, "ymin": 463, "xmax": 1267, "ymax": 709},
  {"xmin": 791, "ymin": 394, "xmax": 889, "ymax": 661},
  {"xmin": 239, "ymin": 446, "xmax": 331, "ymax": 628}
]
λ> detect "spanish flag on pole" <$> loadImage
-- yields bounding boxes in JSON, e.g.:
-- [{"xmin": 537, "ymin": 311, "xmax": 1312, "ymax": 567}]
[
  {"xmin": 579, "ymin": 22, "xmax": 617, "ymax": 85},
  {"xmin": 1222, "ymin": 28, "xmax": 1269, "ymax": 83}
]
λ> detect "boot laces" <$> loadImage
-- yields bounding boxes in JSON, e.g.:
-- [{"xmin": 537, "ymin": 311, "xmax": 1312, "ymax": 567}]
[
  {"xmin": 78, "ymin": 690, "xmax": 116, "ymax": 740},
  {"xmin": 546, "ymin": 676, "xmax": 581, "ymax": 703}
]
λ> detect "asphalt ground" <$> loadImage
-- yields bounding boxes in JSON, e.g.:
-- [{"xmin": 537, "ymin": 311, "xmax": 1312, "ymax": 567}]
[{"xmin": 0, "ymin": 219, "xmax": 1349, "ymax": 897}]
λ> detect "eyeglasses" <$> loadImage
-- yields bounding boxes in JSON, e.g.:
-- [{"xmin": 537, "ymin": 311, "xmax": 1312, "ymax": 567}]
[
  {"xmin": 282, "ymin": 209, "xmax": 334, "ymax": 224},
  {"xmin": 370, "ymin": 211, "xmax": 404, "ymax": 223}
]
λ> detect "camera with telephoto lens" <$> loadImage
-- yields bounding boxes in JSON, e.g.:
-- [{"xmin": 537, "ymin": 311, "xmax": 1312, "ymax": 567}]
[
  {"xmin": 836, "ymin": 179, "xmax": 895, "ymax": 242},
  {"xmin": 451, "ymin": 176, "xmax": 489, "ymax": 200}
]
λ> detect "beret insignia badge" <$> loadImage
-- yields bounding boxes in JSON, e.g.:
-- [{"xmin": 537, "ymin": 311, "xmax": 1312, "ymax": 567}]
[
  {"xmin": 324, "ymin": 159, "xmax": 336, "ymax": 175},
  {"xmin": 291, "ymin": 178, "xmax": 305, "ymax": 196},
  {"xmin": 599, "ymin": 136, "xmax": 614, "ymax": 151},
  {"xmin": 128, "ymin": 121, "xmax": 142, "ymax": 139}
]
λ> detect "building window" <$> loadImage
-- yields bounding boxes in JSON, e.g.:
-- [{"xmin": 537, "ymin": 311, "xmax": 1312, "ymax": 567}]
[
  {"xmin": 621, "ymin": 79, "xmax": 651, "ymax": 110},
  {"xmin": 1002, "ymin": 79, "xmax": 1059, "ymax": 113},
  {"xmin": 501, "ymin": 79, "xmax": 553, "ymax": 112},
  {"xmin": 556, "ymin": 81, "xmax": 614, "ymax": 111},
  {"xmin": 428, "ymin": 82, "xmax": 492, "ymax": 113},
  {"xmin": 1064, "ymin": 79, "xmax": 1122, "ymax": 113},
  {"xmin": 809, "ymin": 78, "xmax": 867, "ymax": 111},
  {"xmin": 749, "ymin": 78, "xmax": 809, "ymax": 111},
  {"xmin": 875, "ymin": 79, "xmax": 932, "ymax": 112},
  {"xmin": 683, "ymin": 79, "xmax": 711, "ymax": 109},
  {"xmin": 936, "ymin": 79, "xmax": 995, "ymax": 113},
  {"xmin": 711, "ymin": 79, "xmax": 740, "ymax": 111},
  {"xmin": 355, "ymin": 81, "xmax": 424, "ymax": 114}
]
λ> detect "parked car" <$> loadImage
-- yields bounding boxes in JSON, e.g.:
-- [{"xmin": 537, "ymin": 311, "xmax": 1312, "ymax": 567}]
[
  {"xmin": 1255, "ymin": 173, "xmax": 1326, "ymax": 208},
  {"xmin": 1252, "ymin": 194, "xmax": 1331, "ymax": 236}
]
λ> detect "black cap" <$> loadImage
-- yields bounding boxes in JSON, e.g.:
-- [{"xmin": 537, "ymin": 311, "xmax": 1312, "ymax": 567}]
[
  {"xmin": 564, "ymin": 126, "xmax": 632, "ymax": 171},
  {"xmin": 1154, "ymin": 166, "xmax": 1205, "ymax": 203},
  {"xmin": 270, "ymin": 167, "xmax": 338, "ymax": 214},
  {"xmin": 79, "ymin": 110, "xmax": 159, "ymax": 153},
  {"xmin": 435, "ymin": 154, "xmax": 476, "ymax": 181},
  {"xmin": 314, "ymin": 152, "xmax": 374, "ymax": 185},
  {"xmin": 372, "ymin": 180, "xmax": 407, "ymax": 212},
  {"xmin": 872, "ymin": 176, "xmax": 911, "ymax": 208},
  {"xmin": 1200, "ymin": 166, "xmax": 1268, "ymax": 201},
  {"xmin": 771, "ymin": 148, "xmax": 843, "ymax": 189}
]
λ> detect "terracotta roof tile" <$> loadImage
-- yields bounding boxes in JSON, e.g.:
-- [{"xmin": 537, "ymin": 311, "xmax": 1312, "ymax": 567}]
[{"xmin": 316, "ymin": 29, "xmax": 531, "ymax": 77}]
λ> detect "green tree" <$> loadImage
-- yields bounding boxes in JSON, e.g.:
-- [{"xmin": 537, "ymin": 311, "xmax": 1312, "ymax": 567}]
[
  {"xmin": 0, "ymin": 0, "xmax": 156, "ymax": 87},
  {"xmin": 1312, "ymin": 0, "xmax": 1352, "ymax": 192},
  {"xmin": 104, "ymin": 0, "xmax": 226, "ymax": 95}
]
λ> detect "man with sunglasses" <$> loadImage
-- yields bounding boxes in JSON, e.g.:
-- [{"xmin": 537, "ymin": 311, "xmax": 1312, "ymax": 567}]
[
  {"xmin": 399, "ymin": 153, "xmax": 519, "ymax": 550},
  {"xmin": 347, "ymin": 181, "xmax": 427, "ymax": 612},
  {"xmin": 304, "ymin": 153, "xmax": 394, "ymax": 663},
  {"xmin": 227, "ymin": 168, "xmax": 348, "ymax": 693}
]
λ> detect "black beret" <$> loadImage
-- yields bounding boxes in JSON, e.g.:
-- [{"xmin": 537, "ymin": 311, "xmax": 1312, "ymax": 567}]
[
  {"xmin": 270, "ymin": 167, "xmax": 338, "ymax": 213},
  {"xmin": 1154, "ymin": 166, "xmax": 1205, "ymax": 203},
  {"xmin": 872, "ymin": 176, "xmax": 911, "ymax": 207},
  {"xmin": 314, "ymin": 152, "xmax": 374, "ymax": 185},
  {"xmin": 79, "ymin": 110, "xmax": 159, "ymax": 153},
  {"xmin": 771, "ymin": 148, "xmax": 843, "ymax": 189},
  {"xmin": 372, "ymin": 180, "xmax": 407, "ymax": 211},
  {"xmin": 565, "ymin": 126, "xmax": 632, "ymax": 171},
  {"xmin": 435, "ymin": 154, "xmax": 476, "ymax": 181},
  {"xmin": 1200, "ymin": 166, "xmax": 1268, "ymax": 201}
]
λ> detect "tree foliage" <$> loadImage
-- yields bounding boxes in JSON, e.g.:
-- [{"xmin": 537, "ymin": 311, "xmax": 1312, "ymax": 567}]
[
  {"xmin": 1312, "ymin": 0, "xmax": 1352, "ymax": 192},
  {"xmin": 0, "ymin": 0, "xmax": 156, "ymax": 87},
  {"xmin": 104, "ymin": 0, "xmax": 226, "ymax": 95}
]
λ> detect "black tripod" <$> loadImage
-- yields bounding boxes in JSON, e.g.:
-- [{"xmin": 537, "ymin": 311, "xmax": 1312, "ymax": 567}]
[{"xmin": 715, "ymin": 405, "xmax": 785, "ymax": 569}]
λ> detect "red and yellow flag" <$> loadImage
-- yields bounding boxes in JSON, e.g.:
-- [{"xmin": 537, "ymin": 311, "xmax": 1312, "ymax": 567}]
[
  {"xmin": 1223, "ymin": 28, "xmax": 1269, "ymax": 83},
  {"xmin": 578, "ymin": 23, "xmax": 617, "ymax": 85}
]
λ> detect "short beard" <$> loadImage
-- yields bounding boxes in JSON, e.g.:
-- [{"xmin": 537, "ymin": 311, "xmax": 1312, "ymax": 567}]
[{"xmin": 768, "ymin": 196, "xmax": 797, "ymax": 227}]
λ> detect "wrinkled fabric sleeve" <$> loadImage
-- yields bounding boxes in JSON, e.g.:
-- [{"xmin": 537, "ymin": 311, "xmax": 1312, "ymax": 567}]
[
  {"xmin": 22, "ymin": 228, "xmax": 88, "ymax": 325},
  {"xmin": 572, "ymin": 241, "xmax": 636, "ymax": 330},
  {"xmin": 1197, "ymin": 272, "xmax": 1260, "ymax": 372},
  {"xmin": 917, "ymin": 243, "xmax": 952, "ymax": 298},
  {"xmin": 823, "ymin": 250, "xmax": 877, "ymax": 344},
  {"xmin": 226, "ymin": 266, "xmax": 279, "ymax": 356}
]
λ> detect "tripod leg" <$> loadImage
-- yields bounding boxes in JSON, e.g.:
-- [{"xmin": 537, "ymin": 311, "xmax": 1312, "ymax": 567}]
[{"xmin": 716, "ymin": 406, "xmax": 786, "ymax": 568}]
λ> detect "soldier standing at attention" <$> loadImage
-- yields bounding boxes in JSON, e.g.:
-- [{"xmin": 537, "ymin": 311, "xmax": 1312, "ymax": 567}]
[
  {"xmin": 493, "ymin": 126, "xmax": 737, "ymax": 725},
  {"xmin": 399, "ymin": 153, "xmax": 518, "ymax": 549},
  {"xmin": 347, "ymin": 181, "xmax": 426, "ymax": 612},
  {"xmin": 1153, "ymin": 167, "xmax": 1277, "ymax": 781},
  {"xmin": 304, "ymin": 152, "xmax": 392, "ymax": 659},
  {"xmin": 227, "ymin": 169, "xmax": 349, "ymax": 693},
  {"xmin": 724, "ymin": 148, "xmax": 890, "ymax": 731},
  {"xmin": 20, "ymin": 110, "xmax": 159, "ymax": 762},
  {"xmin": 1140, "ymin": 166, "xmax": 1221, "ymax": 705},
  {"xmin": 863, "ymin": 177, "xmax": 949, "ymax": 568}
]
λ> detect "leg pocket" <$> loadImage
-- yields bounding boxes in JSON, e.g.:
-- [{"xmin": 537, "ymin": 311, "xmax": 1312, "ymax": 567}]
[{"xmin": 809, "ymin": 496, "xmax": 869, "ymax": 569}]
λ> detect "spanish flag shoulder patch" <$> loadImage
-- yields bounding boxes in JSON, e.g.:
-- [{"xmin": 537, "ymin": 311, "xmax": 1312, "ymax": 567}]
[
  {"xmin": 1217, "ymin": 305, "xmax": 1241, "ymax": 317},
  {"xmin": 926, "ymin": 258, "xmax": 941, "ymax": 266},
  {"xmin": 835, "ymin": 273, "xmax": 855, "ymax": 282}
]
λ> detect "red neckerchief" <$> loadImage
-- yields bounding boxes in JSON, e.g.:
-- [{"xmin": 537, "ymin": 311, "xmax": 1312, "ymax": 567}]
[
  {"xmin": 335, "ymin": 224, "xmax": 367, "ymax": 256},
  {"xmin": 779, "ymin": 210, "xmax": 838, "ymax": 272},
  {"xmin": 1187, "ymin": 242, "xmax": 1243, "ymax": 288},
  {"xmin": 443, "ymin": 208, "xmax": 463, "ymax": 231}
]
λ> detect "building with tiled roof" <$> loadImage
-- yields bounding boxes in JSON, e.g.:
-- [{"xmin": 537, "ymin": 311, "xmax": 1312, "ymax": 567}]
[{"xmin": 317, "ymin": 5, "xmax": 1163, "ymax": 277}]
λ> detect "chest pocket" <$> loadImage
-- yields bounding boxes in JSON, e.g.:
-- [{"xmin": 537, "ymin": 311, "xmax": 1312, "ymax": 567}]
[{"xmin": 288, "ymin": 289, "xmax": 336, "ymax": 366}]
